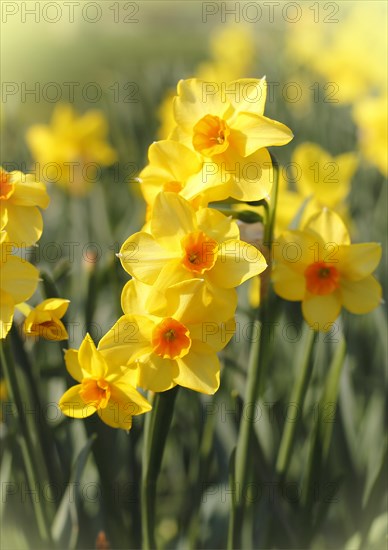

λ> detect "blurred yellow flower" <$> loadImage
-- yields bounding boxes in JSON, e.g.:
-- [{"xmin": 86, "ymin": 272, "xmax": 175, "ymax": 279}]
[
  {"xmin": 0, "ymin": 245, "xmax": 39, "ymax": 339},
  {"xmin": 352, "ymin": 95, "xmax": 388, "ymax": 176},
  {"xmin": 0, "ymin": 167, "xmax": 50, "ymax": 246},
  {"xmin": 99, "ymin": 279, "xmax": 235, "ymax": 394},
  {"xmin": 26, "ymin": 104, "xmax": 117, "ymax": 196},
  {"xmin": 119, "ymin": 192, "xmax": 267, "ymax": 313},
  {"xmin": 170, "ymin": 77, "xmax": 293, "ymax": 202},
  {"xmin": 287, "ymin": 3, "xmax": 387, "ymax": 103},
  {"xmin": 273, "ymin": 209, "xmax": 382, "ymax": 330},
  {"xmin": 23, "ymin": 298, "xmax": 70, "ymax": 341},
  {"xmin": 59, "ymin": 334, "xmax": 151, "ymax": 430}
]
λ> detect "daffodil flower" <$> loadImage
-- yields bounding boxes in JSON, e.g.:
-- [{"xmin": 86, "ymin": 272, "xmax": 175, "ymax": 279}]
[
  {"xmin": 273, "ymin": 209, "xmax": 382, "ymax": 330},
  {"xmin": 59, "ymin": 334, "xmax": 151, "ymax": 430},
  {"xmin": 98, "ymin": 279, "xmax": 236, "ymax": 394},
  {"xmin": 119, "ymin": 192, "xmax": 267, "ymax": 313},
  {"xmin": 23, "ymin": 298, "xmax": 70, "ymax": 341},
  {"xmin": 26, "ymin": 104, "xmax": 117, "ymax": 196},
  {"xmin": 169, "ymin": 77, "xmax": 293, "ymax": 201},
  {"xmin": 0, "ymin": 167, "xmax": 50, "ymax": 246}
]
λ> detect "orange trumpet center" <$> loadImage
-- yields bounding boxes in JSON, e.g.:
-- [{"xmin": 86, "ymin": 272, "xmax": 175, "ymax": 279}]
[
  {"xmin": 304, "ymin": 261, "xmax": 340, "ymax": 295},
  {"xmin": 193, "ymin": 114, "xmax": 230, "ymax": 156},
  {"xmin": 152, "ymin": 317, "xmax": 191, "ymax": 359},
  {"xmin": 80, "ymin": 378, "xmax": 111, "ymax": 409},
  {"xmin": 181, "ymin": 231, "xmax": 218, "ymax": 274},
  {"xmin": 163, "ymin": 181, "xmax": 183, "ymax": 193}
]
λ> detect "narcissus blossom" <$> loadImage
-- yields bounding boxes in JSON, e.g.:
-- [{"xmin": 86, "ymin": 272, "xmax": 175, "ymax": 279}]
[
  {"xmin": 26, "ymin": 104, "xmax": 117, "ymax": 196},
  {"xmin": 119, "ymin": 192, "xmax": 267, "ymax": 312},
  {"xmin": 0, "ymin": 245, "xmax": 39, "ymax": 339},
  {"xmin": 0, "ymin": 167, "xmax": 50, "ymax": 246},
  {"xmin": 170, "ymin": 77, "xmax": 293, "ymax": 201},
  {"xmin": 23, "ymin": 298, "xmax": 70, "ymax": 341},
  {"xmin": 59, "ymin": 334, "xmax": 151, "ymax": 430},
  {"xmin": 98, "ymin": 279, "xmax": 236, "ymax": 394},
  {"xmin": 273, "ymin": 209, "xmax": 382, "ymax": 330}
]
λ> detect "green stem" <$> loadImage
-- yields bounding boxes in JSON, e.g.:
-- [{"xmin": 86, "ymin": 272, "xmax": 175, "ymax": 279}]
[
  {"xmin": 228, "ymin": 155, "xmax": 280, "ymax": 549},
  {"xmin": 0, "ymin": 339, "xmax": 53, "ymax": 545},
  {"xmin": 276, "ymin": 324, "xmax": 316, "ymax": 479},
  {"xmin": 141, "ymin": 387, "xmax": 179, "ymax": 550}
]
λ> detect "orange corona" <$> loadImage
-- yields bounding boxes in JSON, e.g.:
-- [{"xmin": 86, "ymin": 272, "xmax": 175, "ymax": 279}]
[
  {"xmin": 181, "ymin": 231, "xmax": 218, "ymax": 274},
  {"xmin": 152, "ymin": 317, "xmax": 191, "ymax": 359},
  {"xmin": 304, "ymin": 261, "xmax": 340, "ymax": 295},
  {"xmin": 80, "ymin": 378, "xmax": 111, "ymax": 409},
  {"xmin": 192, "ymin": 114, "xmax": 230, "ymax": 156}
]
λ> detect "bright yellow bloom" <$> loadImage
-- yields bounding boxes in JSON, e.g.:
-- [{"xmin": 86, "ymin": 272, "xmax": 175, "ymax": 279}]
[
  {"xmin": 99, "ymin": 279, "xmax": 236, "ymax": 394},
  {"xmin": 139, "ymin": 140, "xmax": 228, "ymax": 215},
  {"xmin": 0, "ymin": 167, "xmax": 50, "ymax": 246},
  {"xmin": 59, "ymin": 334, "xmax": 151, "ymax": 430},
  {"xmin": 0, "ymin": 245, "xmax": 39, "ymax": 339},
  {"xmin": 273, "ymin": 209, "xmax": 382, "ymax": 330},
  {"xmin": 119, "ymin": 192, "xmax": 267, "ymax": 313},
  {"xmin": 26, "ymin": 104, "xmax": 117, "ymax": 196},
  {"xmin": 352, "ymin": 95, "xmax": 388, "ymax": 176},
  {"xmin": 170, "ymin": 77, "xmax": 293, "ymax": 202},
  {"xmin": 23, "ymin": 298, "xmax": 70, "ymax": 341}
]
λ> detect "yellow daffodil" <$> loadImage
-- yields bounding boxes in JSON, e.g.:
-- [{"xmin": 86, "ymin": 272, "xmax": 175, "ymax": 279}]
[
  {"xmin": 0, "ymin": 245, "xmax": 39, "ymax": 339},
  {"xmin": 170, "ymin": 77, "xmax": 293, "ymax": 202},
  {"xmin": 272, "ymin": 209, "xmax": 382, "ymax": 330},
  {"xmin": 99, "ymin": 279, "xmax": 236, "ymax": 394},
  {"xmin": 0, "ymin": 167, "xmax": 50, "ymax": 246},
  {"xmin": 139, "ymin": 140, "xmax": 234, "ymax": 216},
  {"xmin": 26, "ymin": 104, "xmax": 117, "ymax": 196},
  {"xmin": 23, "ymin": 298, "xmax": 70, "ymax": 341},
  {"xmin": 352, "ymin": 95, "xmax": 388, "ymax": 176},
  {"xmin": 119, "ymin": 192, "xmax": 267, "ymax": 312},
  {"xmin": 59, "ymin": 334, "xmax": 151, "ymax": 430}
]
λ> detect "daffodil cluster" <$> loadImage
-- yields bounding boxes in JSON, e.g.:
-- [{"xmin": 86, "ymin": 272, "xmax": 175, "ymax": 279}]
[{"xmin": 59, "ymin": 75, "xmax": 293, "ymax": 427}]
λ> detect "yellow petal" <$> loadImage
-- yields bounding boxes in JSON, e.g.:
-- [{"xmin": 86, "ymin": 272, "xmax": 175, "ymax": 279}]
[
  {"xmin": 338, "ymin": 243, "xmax": 382, "ymax": 280},
  {"xmin": 173, "ymin": 78, "xmax": 230, "ymax": 133},
  {"xmin": 228, "ymin": 77, "xmax": 267, "ymax": 116},
  {"xmin": 3, "ymin": 204, "xmax": 43, "ymax": 246},
  {"xmin": 120, "ymin": 232, "xmax": 178, "ymax": 284},
  {"xmin": 189, "ymin": 317, "xmax": 236, "ymax": 353},
  {"xmin": 230, "ymin": 113, "xmax": 293, "ymax": 157},
  {"xmin": 121, "ymin": 279, "xmax": 150, "ymax": 315},
  {"xmin": 36, "ymin": 298, "xmax": 70, "ymax": 318},
  {"xmin": 208, "ymin": 240, "xmax": 267, "ymax": 288},
  {"xmin": 272, "ymin": 264, "xmax": 306, "ymax": 301},
  {"xmin": 98, "ymin": 315, "xmax": 154, "ymax": 366},
  {"xmin": 1, "ymin": 253, "xmax": 39, "ymax": 304},
  {"xmin": 10, "ymin": 172, "xmax": 50, "ymax": 209},
  {"xmin": 302, "ymin": 292, "xmax": 342, "ymax": 331},
  {"xmin": 273, "ymin": 230, "xmax": 323, "ymax": 274},
  {"xmin": 196, "ymin": 207, "xmax": 240, "ymax": 242},
  {"xmin": 175, "ymin": 351, "xmax": 220, "ymax": 394},
  {"xmin": 305, "ymin": 208, "xmax": 350, "ymax": 246},
  {"xmin": 64, "ymin": 349, "xmax": 83, "ymax": 382},
  {"xmin": 137, "ymin": 354, "xmax": 179, "ymax": 393},
  {"xmin": 340, "ymin": 276, "xmax": 382, "ymax": 314},
  {"xmin": 151, "ymin": 192, "xmax": 197, "ymax": 248},
  {"xmin": 59, "ymin": 385, "xmax": 97, "ymax": 419},
  {"xmin": 0, "ymin": 290, "xmax": 14, "ymax": 339},
  {"xmin": 79, "ymin": 334, "xmax": 108, "ymax": 378}
]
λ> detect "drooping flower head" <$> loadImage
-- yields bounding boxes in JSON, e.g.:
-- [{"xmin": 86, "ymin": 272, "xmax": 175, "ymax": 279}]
[{"xmin": 24, "ymin": 298, "xmax": 70, "ymax": 341}]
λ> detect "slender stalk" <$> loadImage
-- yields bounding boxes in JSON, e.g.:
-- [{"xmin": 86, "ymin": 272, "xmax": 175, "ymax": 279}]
[
  {"xmin": 0, "ymin": 339, "xmax": 53, "ymax": 545},
  {"xmin": 228, "ymin": 155, "xmax": 280, "ymax": 549},
  {"xmin": 276, "ymin": 324, "xmax": 316, "ymax": 479},
  {"xmin": 141, "ymin": 387, "xmax": 179, "ymax": 550}
]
